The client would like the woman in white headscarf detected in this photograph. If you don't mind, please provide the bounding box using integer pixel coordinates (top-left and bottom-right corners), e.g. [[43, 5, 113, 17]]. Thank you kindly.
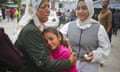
[[15, 0, 76, 72], [60, 0, 111, 72], [13, 0, 43, 43]]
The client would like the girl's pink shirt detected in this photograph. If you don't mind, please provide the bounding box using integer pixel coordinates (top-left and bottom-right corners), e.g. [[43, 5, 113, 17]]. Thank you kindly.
[[50, 45, 77, 72]]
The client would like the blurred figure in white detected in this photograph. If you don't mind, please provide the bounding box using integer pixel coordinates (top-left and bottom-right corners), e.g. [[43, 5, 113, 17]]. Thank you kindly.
[[0, 7, 2, 21]]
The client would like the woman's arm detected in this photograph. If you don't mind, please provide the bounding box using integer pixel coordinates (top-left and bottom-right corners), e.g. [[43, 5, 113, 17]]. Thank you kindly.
[[91, 25, 111, 63], [20, 29, 74, 72]]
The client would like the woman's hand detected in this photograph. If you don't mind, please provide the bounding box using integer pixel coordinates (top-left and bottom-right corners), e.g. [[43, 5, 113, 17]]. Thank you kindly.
[[84, 52, 93, 62]]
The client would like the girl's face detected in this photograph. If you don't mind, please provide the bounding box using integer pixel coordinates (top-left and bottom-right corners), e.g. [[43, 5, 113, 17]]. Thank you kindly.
[[37, 0, 50, 23], [43, 32, 61, 50], [76, 1, 89, 21]]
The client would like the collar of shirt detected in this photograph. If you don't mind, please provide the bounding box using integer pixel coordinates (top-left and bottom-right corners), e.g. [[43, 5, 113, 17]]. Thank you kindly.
[[76, 19, 92, 30]]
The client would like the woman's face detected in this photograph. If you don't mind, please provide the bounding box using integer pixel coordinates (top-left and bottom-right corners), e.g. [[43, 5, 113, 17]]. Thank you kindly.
[[37, 0, 50, 23], [76, 1, 89, 21], [43, 32, 61, 50]]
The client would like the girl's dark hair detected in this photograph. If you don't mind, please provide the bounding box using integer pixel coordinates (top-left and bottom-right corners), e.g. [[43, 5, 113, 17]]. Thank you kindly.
[[42, 27, 68, 47]]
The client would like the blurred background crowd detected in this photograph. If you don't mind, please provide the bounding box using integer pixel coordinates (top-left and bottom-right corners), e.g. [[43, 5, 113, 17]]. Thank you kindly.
[[0, 0, 120, 28]]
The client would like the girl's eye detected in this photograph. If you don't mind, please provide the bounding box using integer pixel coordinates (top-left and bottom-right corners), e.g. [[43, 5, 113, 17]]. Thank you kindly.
[[49, 37, 54, 41]]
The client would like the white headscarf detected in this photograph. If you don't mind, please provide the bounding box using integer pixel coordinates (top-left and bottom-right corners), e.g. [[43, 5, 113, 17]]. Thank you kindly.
[[77, 0, 96, 25], [18, 0, 42, 26], [84, 0, 94, 19], [76, 0, 98, 30], [13, 0, 42, 43]]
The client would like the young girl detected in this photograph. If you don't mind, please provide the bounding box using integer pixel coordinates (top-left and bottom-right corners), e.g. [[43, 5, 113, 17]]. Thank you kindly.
[[42, 27, 77, 72]]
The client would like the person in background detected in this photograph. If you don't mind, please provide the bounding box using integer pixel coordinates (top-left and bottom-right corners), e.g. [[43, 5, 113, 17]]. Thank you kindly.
[[1, 7, 5, 20], [5, 7, 10, 22], [15, 8, 21, 23], [60, 0, 111, 72], [57, 9, 62, 17], [98, 0, 112, 42], [112, 9, 120, 36], [70, 10, 76, 21], [65, 9, 71, 23], [0, 7, 2, 21], [9, 8, 15, 21], [42, 27, 78, 72], [57, 9, 62, 26], [20, 5, 25, 16], [15, 0, 76, 72]]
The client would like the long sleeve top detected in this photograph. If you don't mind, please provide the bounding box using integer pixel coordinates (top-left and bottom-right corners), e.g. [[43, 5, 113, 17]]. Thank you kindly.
[[15, 22, 71, 72], [60, 19, 111, 63], [50, 45, 77, 72], [0, 27, 22, 69]]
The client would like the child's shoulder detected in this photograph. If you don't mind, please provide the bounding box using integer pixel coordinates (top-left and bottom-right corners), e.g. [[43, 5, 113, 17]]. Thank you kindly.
[[58, 45, 71, 59], [60, 45, 71, 54]]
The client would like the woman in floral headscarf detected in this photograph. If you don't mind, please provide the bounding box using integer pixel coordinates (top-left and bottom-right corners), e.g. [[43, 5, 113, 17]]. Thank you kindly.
[[60, 0, 111, 72], [15, 0, 76, 72]]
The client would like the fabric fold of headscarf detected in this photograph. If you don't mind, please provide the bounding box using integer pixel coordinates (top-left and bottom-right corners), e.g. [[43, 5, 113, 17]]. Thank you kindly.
[[13, 0, 42, 43], [18, 0, 42, 26]]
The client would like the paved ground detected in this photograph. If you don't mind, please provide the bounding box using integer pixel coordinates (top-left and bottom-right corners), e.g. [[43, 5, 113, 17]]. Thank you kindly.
[[0, 19, 17, 42], [99, 30, 120, 72], [0, 19, 120, 72]]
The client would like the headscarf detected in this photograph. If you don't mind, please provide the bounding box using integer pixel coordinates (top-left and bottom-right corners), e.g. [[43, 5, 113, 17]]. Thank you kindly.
[[13, 0, 42, 43], [76, 0, 94, 23], [76, 0, 98, 30], [18, 0, 42, 26], [84, 0, 94, 19]]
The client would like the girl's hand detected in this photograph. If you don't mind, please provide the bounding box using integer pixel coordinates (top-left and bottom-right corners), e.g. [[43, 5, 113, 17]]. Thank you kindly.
[[69, 53, 77, 66]]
